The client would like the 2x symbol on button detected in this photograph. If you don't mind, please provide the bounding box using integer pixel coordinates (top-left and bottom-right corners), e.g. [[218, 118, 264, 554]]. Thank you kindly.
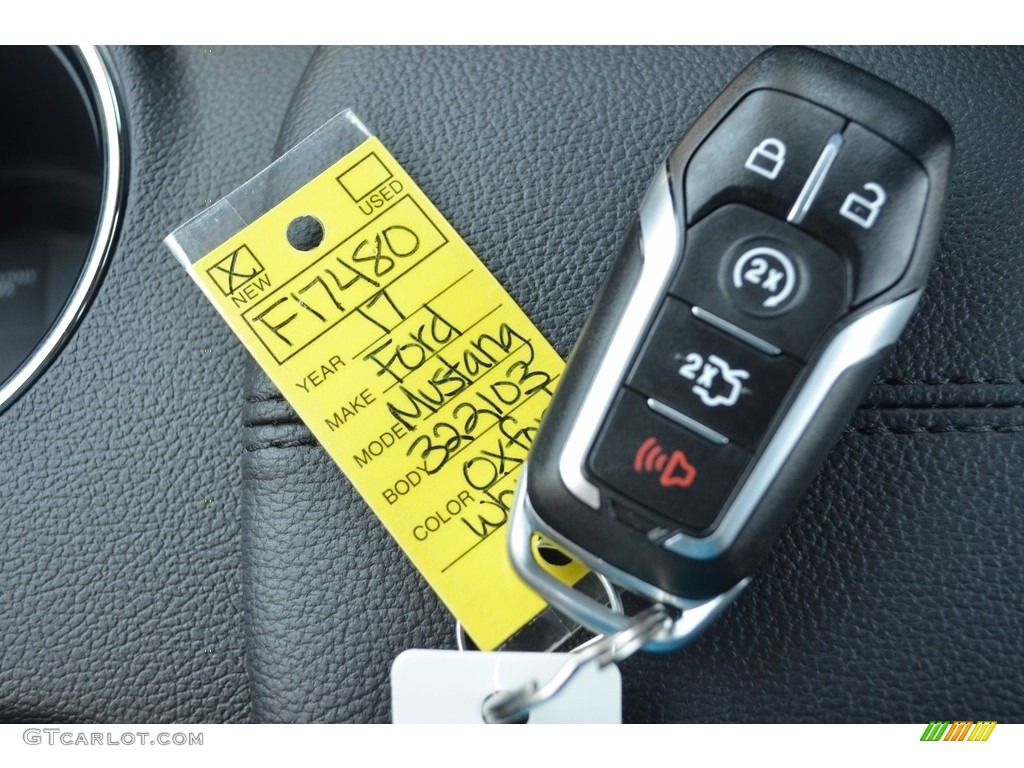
[[729, 245, 799, 316], [678, 352, 750, 408]]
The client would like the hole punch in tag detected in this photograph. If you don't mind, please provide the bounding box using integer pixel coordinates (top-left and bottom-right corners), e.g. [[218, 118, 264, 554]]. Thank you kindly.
[[390, 650, 622, 724], [165, 110, 585, 650]]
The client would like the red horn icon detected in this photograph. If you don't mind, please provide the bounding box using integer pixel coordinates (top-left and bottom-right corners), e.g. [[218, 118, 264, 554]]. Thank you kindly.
[[633, 437, 697, 489]]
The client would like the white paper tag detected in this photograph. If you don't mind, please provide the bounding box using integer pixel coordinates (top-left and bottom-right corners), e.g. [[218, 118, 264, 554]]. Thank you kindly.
[[391, 650, 621, 724]]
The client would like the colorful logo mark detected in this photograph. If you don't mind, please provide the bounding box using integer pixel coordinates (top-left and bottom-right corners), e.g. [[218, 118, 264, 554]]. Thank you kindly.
[[920, 721, 997, 742]]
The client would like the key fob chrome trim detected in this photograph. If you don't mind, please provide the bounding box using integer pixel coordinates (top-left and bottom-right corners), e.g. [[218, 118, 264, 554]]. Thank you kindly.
[[510, 475, 750, 651], [558, 163, 681, 510]]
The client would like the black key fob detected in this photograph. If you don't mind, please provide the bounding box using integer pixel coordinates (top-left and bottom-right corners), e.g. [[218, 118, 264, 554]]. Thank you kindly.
[[509, 46, 953, 649]]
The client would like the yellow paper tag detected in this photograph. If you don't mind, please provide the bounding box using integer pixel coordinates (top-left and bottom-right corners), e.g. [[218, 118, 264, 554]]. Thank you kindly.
[[186, 136, 583, 650]]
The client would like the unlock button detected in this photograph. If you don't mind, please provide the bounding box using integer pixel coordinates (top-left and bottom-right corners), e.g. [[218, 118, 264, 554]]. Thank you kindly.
[[800, 123, 929, 304]]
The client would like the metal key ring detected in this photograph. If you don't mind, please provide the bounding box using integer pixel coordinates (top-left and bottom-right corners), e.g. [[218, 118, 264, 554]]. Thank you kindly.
[[481, 604, 671, 724]]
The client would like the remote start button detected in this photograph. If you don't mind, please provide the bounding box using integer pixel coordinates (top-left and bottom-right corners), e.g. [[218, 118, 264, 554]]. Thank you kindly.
[[727, 244, 800, 316]]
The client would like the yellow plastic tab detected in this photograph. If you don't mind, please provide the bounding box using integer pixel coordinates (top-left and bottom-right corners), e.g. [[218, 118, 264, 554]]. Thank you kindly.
[[188, 137, 583, 650]]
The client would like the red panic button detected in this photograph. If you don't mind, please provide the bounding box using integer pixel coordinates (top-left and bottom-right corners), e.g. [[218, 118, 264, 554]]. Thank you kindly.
[[588, 390, 751, 532], [633, 437, 697, 489]]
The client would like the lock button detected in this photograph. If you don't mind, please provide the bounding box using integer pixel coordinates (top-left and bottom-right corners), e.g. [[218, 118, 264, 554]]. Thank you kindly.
[[686, 90, 845, 224], [798, 122, 929, 304], [744, 138, 786, 180]]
